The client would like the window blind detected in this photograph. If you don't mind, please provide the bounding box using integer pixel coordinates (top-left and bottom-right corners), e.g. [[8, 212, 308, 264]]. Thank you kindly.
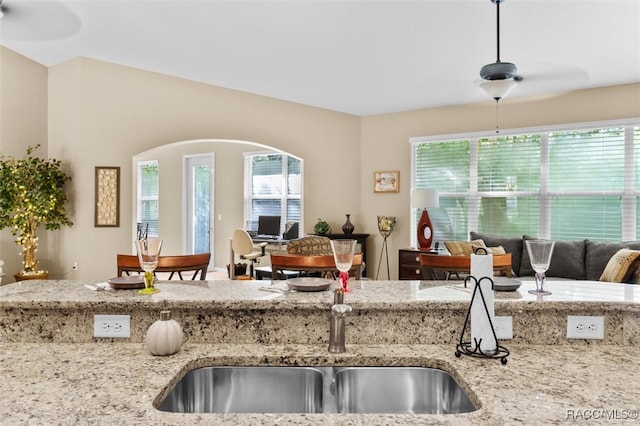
[[137, 160, 159, 238], [244, 152, 302, 234], [411, 121, 640, 243]]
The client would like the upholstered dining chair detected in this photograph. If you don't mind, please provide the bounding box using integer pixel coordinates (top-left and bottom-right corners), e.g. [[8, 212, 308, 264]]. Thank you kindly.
[[117, 252, 211, 280], [230, 229, 268, 279]]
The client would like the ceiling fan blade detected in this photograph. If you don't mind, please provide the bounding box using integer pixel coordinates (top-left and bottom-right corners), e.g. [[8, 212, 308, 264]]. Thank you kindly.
[[0, 0, 82, 41]]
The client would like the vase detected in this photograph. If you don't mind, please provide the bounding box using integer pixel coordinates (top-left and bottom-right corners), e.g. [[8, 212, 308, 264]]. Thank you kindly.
[[145, 310, 184, 356], [342, 214, 355, 234]]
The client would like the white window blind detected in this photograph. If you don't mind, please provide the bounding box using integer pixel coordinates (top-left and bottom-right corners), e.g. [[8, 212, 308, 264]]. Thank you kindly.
[[137, 160, 159, 238], [244, 152, 302, 234], [411, 121, 640, 243], [548, 127, 626, 240]]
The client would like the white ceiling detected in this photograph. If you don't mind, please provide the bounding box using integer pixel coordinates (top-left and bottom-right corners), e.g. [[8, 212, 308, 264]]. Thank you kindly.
[[1, 0, 639, 116]]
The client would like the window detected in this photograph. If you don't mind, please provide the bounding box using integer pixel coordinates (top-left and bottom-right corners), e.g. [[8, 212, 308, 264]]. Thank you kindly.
[[411, 120, 640, 244], [137, 160, 159, 238], [244, 152, 302, 235]]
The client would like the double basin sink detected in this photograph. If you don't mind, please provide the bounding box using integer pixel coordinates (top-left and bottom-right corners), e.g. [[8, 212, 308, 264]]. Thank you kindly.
[[157, 366, 477, 415]]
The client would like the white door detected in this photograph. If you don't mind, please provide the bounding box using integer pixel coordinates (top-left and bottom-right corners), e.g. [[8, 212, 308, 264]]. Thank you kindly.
[[184, 154, 214, 264]]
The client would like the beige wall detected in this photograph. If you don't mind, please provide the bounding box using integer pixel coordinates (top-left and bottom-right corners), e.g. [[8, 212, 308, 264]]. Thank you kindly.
[[360, 84, 640, 278], [2, 47, 639, 281], [45, 57, 360, 281], [0, 48, 48, 279]]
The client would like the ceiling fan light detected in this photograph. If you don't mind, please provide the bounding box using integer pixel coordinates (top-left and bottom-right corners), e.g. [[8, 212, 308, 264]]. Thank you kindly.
[[480, 79, 517, 101]]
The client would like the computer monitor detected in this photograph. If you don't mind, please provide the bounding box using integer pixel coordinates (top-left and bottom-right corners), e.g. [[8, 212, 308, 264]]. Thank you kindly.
[[257, 215, 281, 238]]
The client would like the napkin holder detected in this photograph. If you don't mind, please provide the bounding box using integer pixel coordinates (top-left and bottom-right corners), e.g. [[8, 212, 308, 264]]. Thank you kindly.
[[455, 248, 510, 364]]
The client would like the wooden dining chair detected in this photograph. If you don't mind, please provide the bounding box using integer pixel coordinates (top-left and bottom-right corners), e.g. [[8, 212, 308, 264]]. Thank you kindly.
[[270, 253, 363, 280], [116, 252, 211, 280]]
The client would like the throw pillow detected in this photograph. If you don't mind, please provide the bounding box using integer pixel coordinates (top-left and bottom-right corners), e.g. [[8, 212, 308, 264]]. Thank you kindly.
[[487, 246, 506, 255], [629, 264, 640, 284], [470, 232, 524, 276], [585, 240, 640, 281], [599, 249, 640, 283], [444, 239, 486, 256], [520, 236, 587, 280]]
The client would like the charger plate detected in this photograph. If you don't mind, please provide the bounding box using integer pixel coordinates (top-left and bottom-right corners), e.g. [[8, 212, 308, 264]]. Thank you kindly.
[[286, 277, 332, 292], [493, 277, 522, 292], [108, 276, 145, 290]]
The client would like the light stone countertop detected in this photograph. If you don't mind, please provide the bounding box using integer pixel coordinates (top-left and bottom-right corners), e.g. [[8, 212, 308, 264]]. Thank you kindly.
[[2, 342, 640, 425], [2, 278, 640, 306], [1, 278, 640, 424]]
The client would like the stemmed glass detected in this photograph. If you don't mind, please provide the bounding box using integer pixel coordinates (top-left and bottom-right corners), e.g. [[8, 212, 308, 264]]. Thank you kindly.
[[330, 239, 356, 293], [135, 238, 163, 295], [525, 239, 556, 296]]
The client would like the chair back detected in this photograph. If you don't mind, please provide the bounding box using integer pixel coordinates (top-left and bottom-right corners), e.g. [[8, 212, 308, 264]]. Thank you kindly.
[[270, 253, 363, 280], [286, 235, 332, 255], [117, 252, 211, 280], [231, 229, 254, 256]]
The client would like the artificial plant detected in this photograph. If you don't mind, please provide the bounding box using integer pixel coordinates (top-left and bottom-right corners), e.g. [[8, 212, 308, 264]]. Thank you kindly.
[[0, 145, 73, 275]]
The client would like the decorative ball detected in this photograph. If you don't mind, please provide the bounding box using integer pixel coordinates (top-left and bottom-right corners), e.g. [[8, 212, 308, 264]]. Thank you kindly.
[[145, 310, 183, 356]]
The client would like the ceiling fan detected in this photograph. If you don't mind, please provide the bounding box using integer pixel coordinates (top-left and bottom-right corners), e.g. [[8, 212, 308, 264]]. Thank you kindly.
[[479, 0, 521, 102], [0, 0, 82, 41]]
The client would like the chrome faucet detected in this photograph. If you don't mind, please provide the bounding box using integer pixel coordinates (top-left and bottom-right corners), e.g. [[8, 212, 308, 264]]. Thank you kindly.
[[329, 288, 352, 353]]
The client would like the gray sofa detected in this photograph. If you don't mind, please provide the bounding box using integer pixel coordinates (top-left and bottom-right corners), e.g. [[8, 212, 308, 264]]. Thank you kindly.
[[470, 232, 640, 281]]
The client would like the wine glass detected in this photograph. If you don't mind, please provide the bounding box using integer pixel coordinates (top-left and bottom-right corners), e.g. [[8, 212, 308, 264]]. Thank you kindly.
[[331, 239, 357, 292], [525, 239, 556, 296], [135, 238, 163, 295]]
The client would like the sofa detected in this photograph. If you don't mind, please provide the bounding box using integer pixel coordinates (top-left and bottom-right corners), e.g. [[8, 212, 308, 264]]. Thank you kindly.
[[468, 232, 640, 283]]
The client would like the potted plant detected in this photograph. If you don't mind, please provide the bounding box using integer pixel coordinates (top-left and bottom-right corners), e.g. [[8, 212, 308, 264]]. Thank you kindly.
[[0, 145, 73, 280], [313, 218, 331, 235]]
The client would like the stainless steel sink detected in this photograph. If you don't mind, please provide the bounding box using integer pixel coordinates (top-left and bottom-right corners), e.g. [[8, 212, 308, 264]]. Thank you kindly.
[[157, 366, 323, 413], [156, 366, 477, 414], [334, 367, 476, 414]]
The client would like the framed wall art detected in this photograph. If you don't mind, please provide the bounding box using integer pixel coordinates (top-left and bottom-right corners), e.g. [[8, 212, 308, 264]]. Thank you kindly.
[[95, 166, 120, 227], [373, 170, 399, 193]]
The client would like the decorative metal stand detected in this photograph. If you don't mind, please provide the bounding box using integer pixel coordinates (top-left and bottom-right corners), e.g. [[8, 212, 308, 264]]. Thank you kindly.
[[375, 216, 396, 280], [455, 276, 510, 365], [376, 235, 391, 280]]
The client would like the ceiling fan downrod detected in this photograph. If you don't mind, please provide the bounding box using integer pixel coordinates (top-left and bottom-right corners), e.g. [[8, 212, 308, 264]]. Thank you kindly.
[[480, 0, 517, 81]]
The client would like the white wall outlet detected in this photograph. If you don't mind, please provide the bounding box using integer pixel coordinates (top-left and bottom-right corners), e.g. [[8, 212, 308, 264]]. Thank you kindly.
[[493, 316, 513, 340], [94, 314, 131, 338], [567, 315, 604, 339]]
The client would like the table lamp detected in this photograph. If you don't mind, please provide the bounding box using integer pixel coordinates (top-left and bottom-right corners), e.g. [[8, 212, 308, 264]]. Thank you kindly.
[[412, 189, 439, 250]]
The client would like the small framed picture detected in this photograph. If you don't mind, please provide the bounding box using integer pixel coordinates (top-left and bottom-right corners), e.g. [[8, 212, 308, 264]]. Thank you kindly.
[[95, 166, 120, 227], [373, 170, 399, 193]]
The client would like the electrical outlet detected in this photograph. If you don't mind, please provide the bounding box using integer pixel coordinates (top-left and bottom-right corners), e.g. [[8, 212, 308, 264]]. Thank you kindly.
[[493, 316, 513, 340], [567, 315, 604, 339], [94, 314, 131, 338]]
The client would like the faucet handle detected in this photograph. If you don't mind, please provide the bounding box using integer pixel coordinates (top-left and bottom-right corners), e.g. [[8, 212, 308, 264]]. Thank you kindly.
[[331, 304, 352, 315], [333, 288, 344, 305]]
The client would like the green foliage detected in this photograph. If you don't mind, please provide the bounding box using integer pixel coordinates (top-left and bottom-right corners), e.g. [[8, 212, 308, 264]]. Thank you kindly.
[[0, 145, 73, 238], [313, 218, 331, 235]]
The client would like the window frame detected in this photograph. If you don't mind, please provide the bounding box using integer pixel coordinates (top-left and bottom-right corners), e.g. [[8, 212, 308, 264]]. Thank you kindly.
[[410, 119, 640, 245], [243, 151, 303, 237], [136, 160, 160, 238]]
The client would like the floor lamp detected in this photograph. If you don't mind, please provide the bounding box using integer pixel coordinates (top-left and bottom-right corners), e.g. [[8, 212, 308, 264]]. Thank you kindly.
[[412, 189, 439, 250], [375, 216, 396, 280]]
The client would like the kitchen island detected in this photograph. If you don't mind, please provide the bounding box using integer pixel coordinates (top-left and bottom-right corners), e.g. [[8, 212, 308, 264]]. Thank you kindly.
[[1, 279, 639, 425]]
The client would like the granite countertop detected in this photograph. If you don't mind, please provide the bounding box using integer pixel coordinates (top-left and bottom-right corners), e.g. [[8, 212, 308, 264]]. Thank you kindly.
[[2, 278, 640, 424], [2, 342, 640, 425], [3, 278, 640, 306]]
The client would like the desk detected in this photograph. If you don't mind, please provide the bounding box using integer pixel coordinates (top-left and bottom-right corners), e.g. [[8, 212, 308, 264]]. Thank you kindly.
[[253, 238, 288, 252]]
